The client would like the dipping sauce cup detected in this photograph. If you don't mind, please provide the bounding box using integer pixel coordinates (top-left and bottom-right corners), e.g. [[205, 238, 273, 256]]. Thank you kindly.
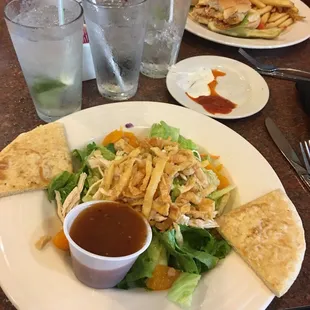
[[63, 200, 152, 289]]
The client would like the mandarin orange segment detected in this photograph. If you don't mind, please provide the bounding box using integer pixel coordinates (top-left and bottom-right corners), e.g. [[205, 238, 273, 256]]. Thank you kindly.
[[102, 129, 123, 145], [207, 164, 230, 190], [52, 229, 69, 251], [146, 265, 181, 291], [102, 129, 139, 147]]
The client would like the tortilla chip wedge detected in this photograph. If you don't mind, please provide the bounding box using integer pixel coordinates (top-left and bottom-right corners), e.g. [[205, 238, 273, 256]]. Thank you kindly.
[[0, 122, 72, 198], [217, 189, 306, 297]]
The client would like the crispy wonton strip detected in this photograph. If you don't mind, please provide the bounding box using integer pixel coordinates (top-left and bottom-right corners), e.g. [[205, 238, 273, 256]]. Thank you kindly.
[[150, 147, 166, 158], [104, 162, 115, 191], [35, 235, 52, 250], [112, 158, 136, 198], [140, 154, 153, 191], [142, 157, 168, 218], [159, 174, 172, 203]]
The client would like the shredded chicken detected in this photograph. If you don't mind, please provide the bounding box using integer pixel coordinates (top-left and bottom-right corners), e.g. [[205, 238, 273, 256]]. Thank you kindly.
[[56, 172, 87, 222], [35, 235, 52, 250], [55, 134, 232, 231]]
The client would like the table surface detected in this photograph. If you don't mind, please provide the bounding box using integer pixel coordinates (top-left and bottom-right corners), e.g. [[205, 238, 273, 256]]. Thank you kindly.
[[1, 0, 310, 309]]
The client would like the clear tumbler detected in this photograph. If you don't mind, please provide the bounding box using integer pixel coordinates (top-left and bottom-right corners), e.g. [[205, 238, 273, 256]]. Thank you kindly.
[[4, 0, 83, 122], [83, 0, 148, 101], [141, 0, 191, 79]]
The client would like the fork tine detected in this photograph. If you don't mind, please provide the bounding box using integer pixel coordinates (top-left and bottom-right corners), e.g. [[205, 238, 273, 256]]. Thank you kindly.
[[305, 140, 310, 166], [300, 142, 310, 174]]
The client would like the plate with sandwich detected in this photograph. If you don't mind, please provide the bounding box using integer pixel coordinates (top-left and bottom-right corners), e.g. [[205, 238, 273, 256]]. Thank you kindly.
[[186, 0, 310, 49]]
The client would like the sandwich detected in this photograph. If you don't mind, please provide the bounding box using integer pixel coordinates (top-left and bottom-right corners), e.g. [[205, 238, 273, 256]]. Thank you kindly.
[[190, 0, 282, 38]]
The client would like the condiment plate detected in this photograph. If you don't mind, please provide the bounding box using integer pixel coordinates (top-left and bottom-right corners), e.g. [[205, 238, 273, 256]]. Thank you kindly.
[[185, 0, 310, 49], [166, 56, 269, 120], [0, 102, 283, 310]]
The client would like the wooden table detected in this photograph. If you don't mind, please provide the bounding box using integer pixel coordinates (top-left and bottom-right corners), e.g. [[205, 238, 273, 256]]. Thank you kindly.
[[1, 0, 310, 308]]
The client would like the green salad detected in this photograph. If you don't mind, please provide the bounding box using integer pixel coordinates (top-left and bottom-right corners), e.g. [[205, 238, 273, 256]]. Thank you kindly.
[[48, 121, 235, 307]]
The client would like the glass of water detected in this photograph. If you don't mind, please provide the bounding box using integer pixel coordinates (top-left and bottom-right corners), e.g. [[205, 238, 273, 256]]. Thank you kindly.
[[141, 0, 191, 79], [83, 0, 148, 101], [4, 0, 83, 123]]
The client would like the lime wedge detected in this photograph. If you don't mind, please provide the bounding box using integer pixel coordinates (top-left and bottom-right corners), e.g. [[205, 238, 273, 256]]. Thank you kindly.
[[32, 78, 68, 108]]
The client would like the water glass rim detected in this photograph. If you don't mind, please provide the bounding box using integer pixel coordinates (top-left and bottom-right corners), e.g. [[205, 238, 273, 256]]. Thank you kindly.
[[84, 0, 147, 9], [4, 0, 84, 30]]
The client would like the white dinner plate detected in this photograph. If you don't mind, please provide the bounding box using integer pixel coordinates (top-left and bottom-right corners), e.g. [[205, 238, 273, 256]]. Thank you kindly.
[[0, 102, 284, 310], [166, 56, 269, 119], [185, 0, 310, 49]]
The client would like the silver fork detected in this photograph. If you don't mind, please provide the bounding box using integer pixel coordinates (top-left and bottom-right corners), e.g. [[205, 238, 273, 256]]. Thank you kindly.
[[238, 48, 310, 82], [299, 140, 310, 174]]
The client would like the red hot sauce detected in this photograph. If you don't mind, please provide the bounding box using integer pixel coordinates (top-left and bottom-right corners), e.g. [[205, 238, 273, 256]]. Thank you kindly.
[[186, 69, 237, 115]]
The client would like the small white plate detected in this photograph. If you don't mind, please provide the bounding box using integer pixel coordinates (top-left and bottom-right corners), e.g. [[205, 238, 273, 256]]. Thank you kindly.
[[166, 56, 269, 120], [185, 0, 310, 49]]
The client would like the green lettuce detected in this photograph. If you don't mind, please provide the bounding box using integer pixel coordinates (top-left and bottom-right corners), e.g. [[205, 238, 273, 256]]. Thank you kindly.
[[208, 20, 282, 39], [105, 143, 116, 154], [168, 273, 201, 308], [150, 121, 180, 142], [156, 226, 230, 274], [205, 169, 220, 189], [117, 233, 168, 289], [170, 177, 186, 202], [178, 135, 197, 150], [149, 121, 198, 151], [208, 185, 235, 200], [73, 142, 115, 165], [47, 171, 80, 202]]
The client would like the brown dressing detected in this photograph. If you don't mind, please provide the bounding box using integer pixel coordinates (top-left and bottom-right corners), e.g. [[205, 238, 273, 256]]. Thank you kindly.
[[186, 69, 237, 115], [70, 202, 147, 257]]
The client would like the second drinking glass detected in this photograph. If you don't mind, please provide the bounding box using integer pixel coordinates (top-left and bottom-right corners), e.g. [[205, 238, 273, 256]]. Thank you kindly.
[[141, 0, 191, 79], [83, 0, 148, 101]]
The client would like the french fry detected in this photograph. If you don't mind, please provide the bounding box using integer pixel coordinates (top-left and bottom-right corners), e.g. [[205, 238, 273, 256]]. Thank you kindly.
[[258, 5, 273, 15], [269, 12, 287, 22], [250, 0, 266, 8], [277, 6, 283, 12], [271, 7, 276, 12], [266, 14, 289, 27], [278, 17, 294, 28], [260, 0, 293, 7], [261, 12, 271, 24], [291, 6, 299, 12]]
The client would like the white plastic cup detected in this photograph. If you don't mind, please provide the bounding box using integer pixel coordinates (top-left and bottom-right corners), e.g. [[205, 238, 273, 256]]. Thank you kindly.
[[63, 200, 152, 289]]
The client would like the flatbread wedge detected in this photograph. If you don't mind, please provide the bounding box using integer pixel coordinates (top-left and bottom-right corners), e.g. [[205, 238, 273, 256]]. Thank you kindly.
[[217, 189, 306, 297], [0, 122, 72, 198]]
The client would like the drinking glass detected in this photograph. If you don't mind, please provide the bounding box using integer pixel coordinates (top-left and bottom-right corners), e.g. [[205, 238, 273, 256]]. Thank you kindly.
[[141, 0, 191, 79], [83, 0, 148, 101], [4, 0, 84, 122]]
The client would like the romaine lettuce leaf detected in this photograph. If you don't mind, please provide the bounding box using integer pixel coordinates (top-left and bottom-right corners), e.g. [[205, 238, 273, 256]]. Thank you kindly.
[[158, 229, 200, 274], [73, 142, 115, 165], [208, 184, 235, 200], [98, 145, 116, 160], [168, 273, 201, 308], [149, 121, 198, 151], [47, 171, 80, 203], [205, 169, 220, 189], [156, 226, 230, 275], [105, 143, 116, 154], [72, 142, 97, 163], [178, 135, 197, 150], [117, 233, 167, 289], [150, 121, 180, 142]]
